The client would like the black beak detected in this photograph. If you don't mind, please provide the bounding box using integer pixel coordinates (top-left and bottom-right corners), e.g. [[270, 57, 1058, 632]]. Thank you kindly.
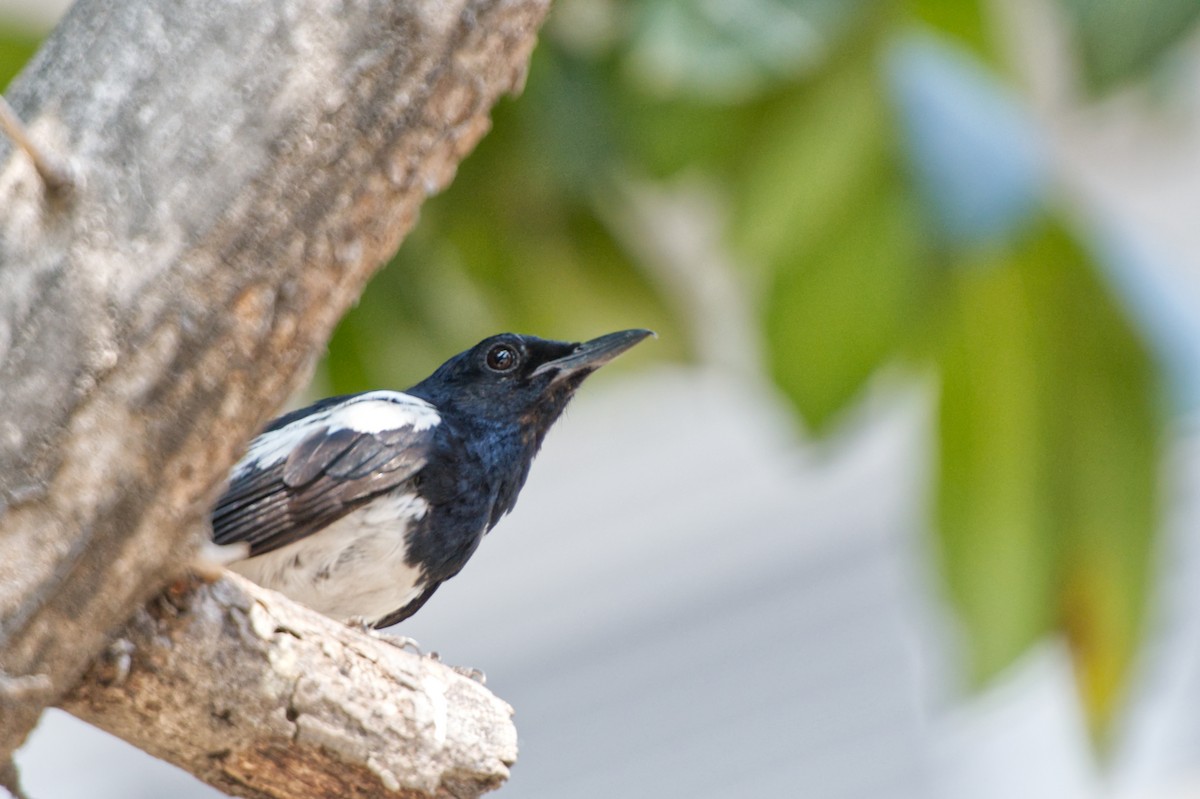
[[533, 329, 655, 380]]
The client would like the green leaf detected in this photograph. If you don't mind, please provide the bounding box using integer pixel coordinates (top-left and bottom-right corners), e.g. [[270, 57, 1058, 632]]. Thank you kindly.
[[763, 179, 927, 431], [615, 4, 899, 181], [937, 246, 1058, 679], [0, 27, 40, 90], [622, 0, 879, 102], [734, 49, 895, 267], [936, 221, 1162, 729], [739, 43, 930, 431], [904, 0, 995, 64], [616, 93, 761, 180], [518, 45, 623, 198], [1056, 0, 1200, 91], [1020, 224, 1161, 730]]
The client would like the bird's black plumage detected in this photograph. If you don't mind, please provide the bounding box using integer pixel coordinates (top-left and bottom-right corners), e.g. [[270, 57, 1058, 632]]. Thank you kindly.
[[212, 329, 651, 627]]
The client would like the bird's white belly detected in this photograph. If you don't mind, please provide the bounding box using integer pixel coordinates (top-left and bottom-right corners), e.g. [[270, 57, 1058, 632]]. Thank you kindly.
[[229, 492, 429, 624]]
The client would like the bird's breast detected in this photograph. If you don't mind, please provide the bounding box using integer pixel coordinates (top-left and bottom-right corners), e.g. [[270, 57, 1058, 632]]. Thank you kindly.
[[228, 491, 431, 625]]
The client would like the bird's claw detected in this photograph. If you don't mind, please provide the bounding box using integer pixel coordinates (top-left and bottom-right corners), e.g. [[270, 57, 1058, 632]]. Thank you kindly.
[[344, 615, 374, 634], [345, 618, 425, 655], [425, 652, 486, 684], [452, 665, 487, 685], [380, 634, 424, 655]]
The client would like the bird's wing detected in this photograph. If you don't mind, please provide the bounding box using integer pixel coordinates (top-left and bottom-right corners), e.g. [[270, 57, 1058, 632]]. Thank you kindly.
[[212, 391, 441, 556]]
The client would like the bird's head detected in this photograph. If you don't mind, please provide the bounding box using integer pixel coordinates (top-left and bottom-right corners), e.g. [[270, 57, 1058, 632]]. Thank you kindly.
[[409, 329, 654, 440]]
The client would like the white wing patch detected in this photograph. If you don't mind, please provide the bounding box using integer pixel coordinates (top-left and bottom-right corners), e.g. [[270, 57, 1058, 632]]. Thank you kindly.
[[229, 491, 430, 624], [236, 391, 440, 475], [333, 391, 441, 434]]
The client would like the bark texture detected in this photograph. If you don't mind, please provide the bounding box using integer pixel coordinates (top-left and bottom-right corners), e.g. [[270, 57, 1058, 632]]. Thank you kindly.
[[61, 573, 517, 799], [0, 0, 548, 769]]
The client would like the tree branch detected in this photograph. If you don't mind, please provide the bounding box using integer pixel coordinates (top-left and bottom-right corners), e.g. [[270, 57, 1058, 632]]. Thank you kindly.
[[0, 0, 548, 765], [60, 573, 517, 799]]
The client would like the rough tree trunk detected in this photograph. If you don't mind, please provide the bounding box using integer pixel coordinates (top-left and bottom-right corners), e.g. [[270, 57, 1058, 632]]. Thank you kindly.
[[0, 0, 548, 793]]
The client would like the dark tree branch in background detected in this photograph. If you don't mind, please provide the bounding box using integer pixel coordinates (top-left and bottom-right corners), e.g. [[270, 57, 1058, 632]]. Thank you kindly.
[[61, 574, 517, 799], [0, 0, 548, 785]]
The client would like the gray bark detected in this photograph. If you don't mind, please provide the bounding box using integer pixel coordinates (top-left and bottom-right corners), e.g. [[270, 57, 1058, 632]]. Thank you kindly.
[[61, 573, 517, 799], [0, 0, 547, 777]]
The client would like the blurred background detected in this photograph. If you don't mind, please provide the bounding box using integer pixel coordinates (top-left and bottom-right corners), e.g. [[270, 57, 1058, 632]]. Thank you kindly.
[[6, 0, 1200, 796]]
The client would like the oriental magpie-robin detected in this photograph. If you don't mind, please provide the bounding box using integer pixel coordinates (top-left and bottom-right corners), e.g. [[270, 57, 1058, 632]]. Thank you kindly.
[[212, 329, 652, 628]]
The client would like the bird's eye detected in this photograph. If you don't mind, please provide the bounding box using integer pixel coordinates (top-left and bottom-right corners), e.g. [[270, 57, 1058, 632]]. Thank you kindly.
[[485, 344, 518, 372]]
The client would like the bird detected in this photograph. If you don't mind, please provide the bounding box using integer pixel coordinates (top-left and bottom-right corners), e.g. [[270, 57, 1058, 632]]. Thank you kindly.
[[211, 329, 653, 629]]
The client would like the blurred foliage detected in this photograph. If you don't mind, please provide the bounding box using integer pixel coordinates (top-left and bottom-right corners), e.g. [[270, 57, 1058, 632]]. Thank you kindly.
[[937, 223, 1161, 730], [349, 0, 1174, 731], [907, 0, 995, 64], [621, 0, 877, 101], [916, 0, 1200, 91], [1058, 0, 1200, 91], [0, 28, 38, 90], [326, 40, 687, 385], [738, 43, 930, 429], [2, 0, 1193, 732]]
